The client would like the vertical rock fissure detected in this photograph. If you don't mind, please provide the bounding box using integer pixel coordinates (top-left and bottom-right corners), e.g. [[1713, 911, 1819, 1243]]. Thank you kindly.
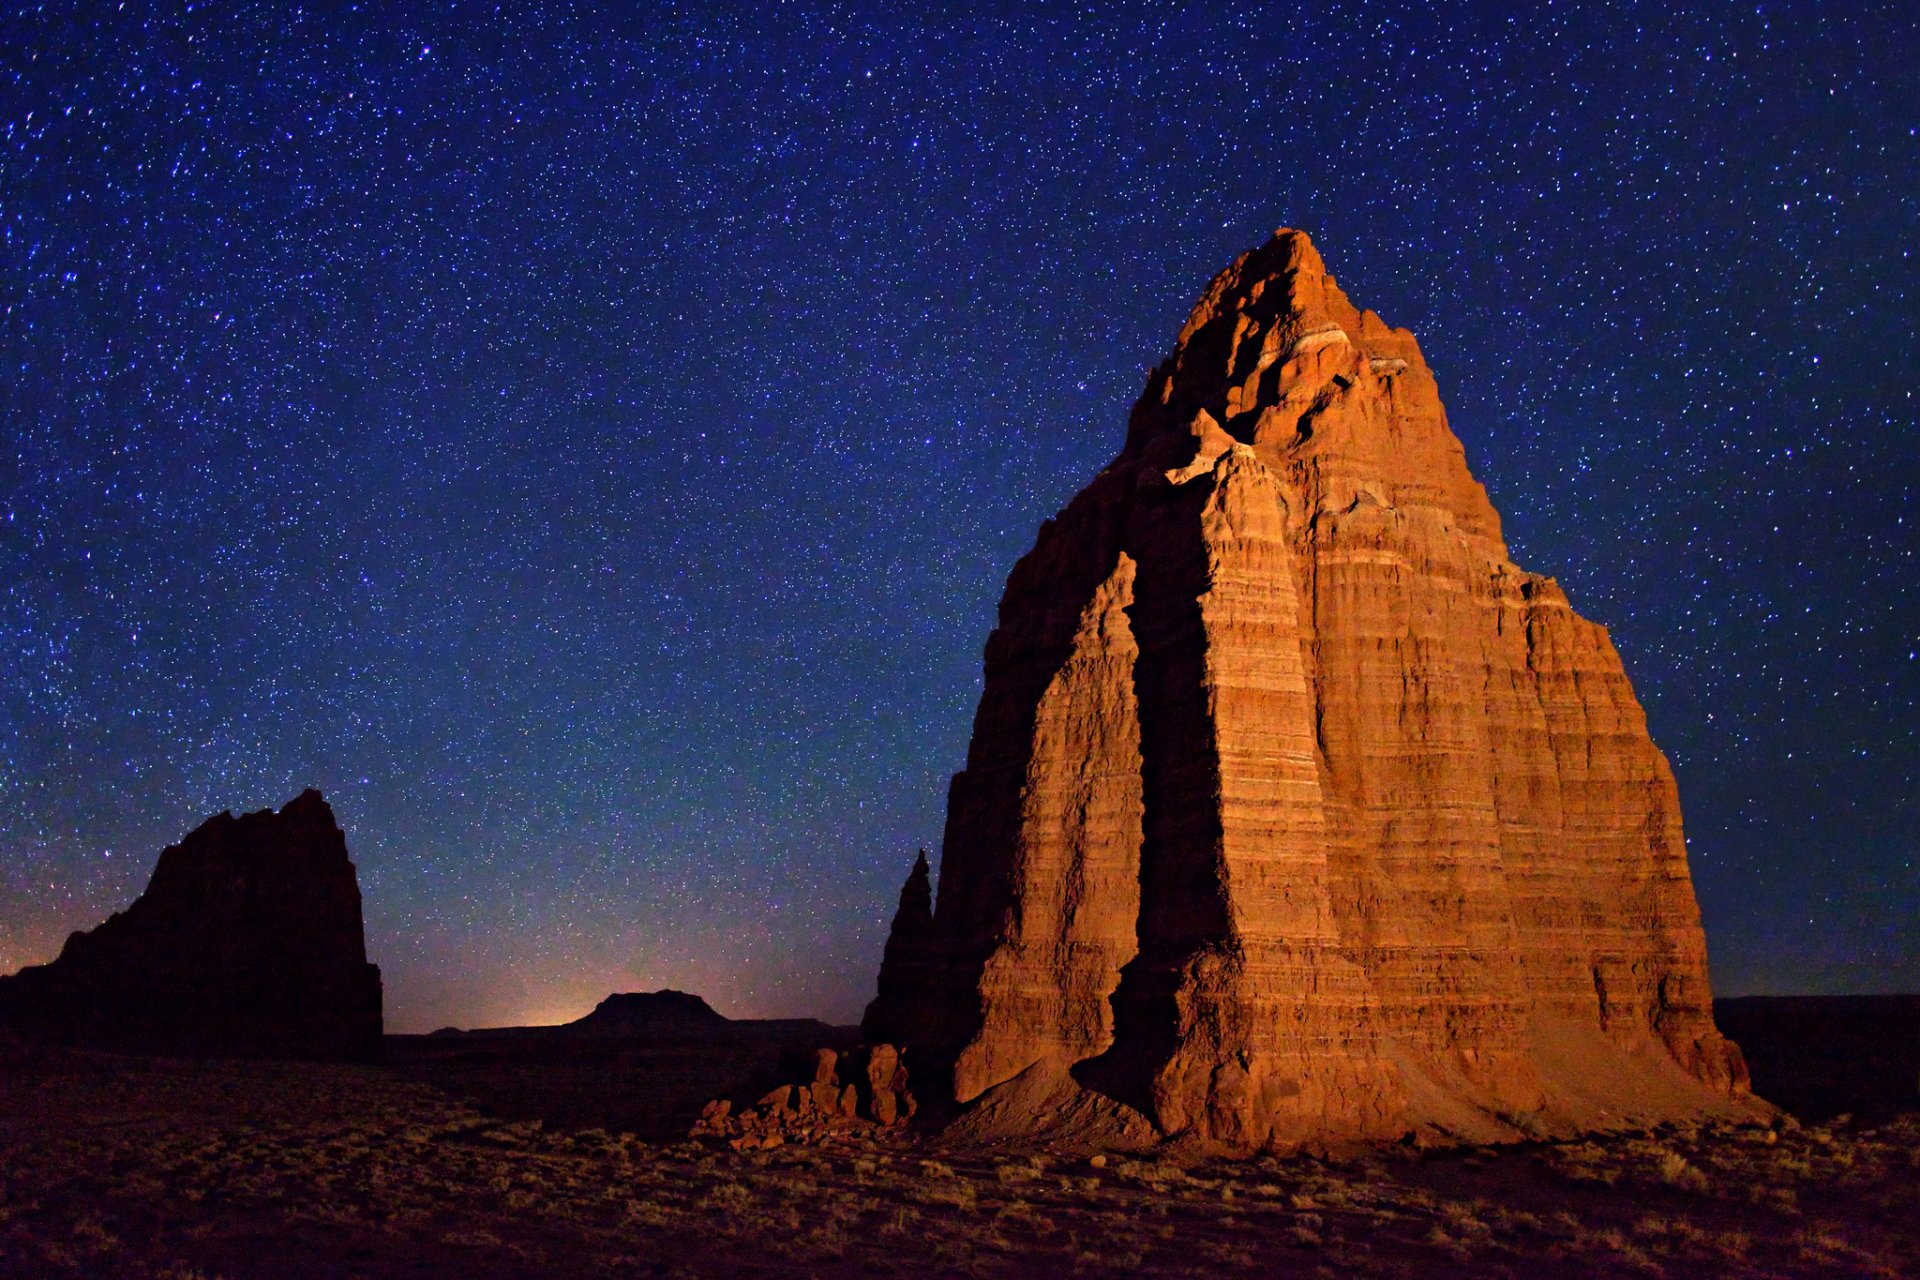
[[1082, 475, 1234, 1128]]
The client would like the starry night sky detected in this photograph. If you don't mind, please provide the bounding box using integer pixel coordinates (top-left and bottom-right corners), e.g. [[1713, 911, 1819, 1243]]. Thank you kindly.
[[4, 2, 1915, 1032]]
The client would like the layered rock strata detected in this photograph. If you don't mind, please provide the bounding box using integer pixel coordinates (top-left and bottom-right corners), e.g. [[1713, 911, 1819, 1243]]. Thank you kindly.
[[0, 790, 383, 1061], [866, 230, 1756, 1149]]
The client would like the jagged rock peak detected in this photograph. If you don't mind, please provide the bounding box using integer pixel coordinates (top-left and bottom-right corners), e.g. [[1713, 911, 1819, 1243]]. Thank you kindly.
[[1122, 227, 1507, 549], [0, 790, 383, 1061], [893, 851, 932, 930], [1175, 227, 1333, 343], [866, 230, 1760, 1152]]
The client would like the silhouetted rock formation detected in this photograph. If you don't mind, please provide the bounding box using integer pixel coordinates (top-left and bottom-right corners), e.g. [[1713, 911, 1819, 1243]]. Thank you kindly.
[[0, 790, 382, 1061], [866, 230, 1761, 1150], [867, 851, 937, 1034], [565, 990, 728, 1036]]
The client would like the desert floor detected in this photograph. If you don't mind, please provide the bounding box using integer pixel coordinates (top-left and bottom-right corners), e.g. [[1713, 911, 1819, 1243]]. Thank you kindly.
[[1, 998, 1915, 1278]]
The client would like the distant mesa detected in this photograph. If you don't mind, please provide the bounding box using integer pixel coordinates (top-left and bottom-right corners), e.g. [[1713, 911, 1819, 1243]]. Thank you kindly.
[[421, 990, 838, 1041], [564, 989, 728, 1036], [866, 229, 1765, 1151], [0, 789, 382, 1061]]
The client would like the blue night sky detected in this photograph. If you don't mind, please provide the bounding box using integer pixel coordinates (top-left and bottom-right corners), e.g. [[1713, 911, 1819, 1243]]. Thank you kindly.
[[4, 2, 1915, 1031]]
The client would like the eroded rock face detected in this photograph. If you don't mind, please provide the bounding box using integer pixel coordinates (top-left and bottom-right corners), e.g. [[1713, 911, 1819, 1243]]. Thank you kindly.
[[0, 790, 383, 1061], [865, 230, 1756, 1149]]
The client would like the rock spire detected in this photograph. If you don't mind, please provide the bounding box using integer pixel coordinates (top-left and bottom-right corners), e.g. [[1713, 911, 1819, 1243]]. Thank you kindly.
[[865, 230, 1757, 1149]]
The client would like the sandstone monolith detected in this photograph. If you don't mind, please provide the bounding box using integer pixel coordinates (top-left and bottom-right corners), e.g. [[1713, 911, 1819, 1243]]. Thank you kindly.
[[865, 230, 1758, 1149], [0, 789, 383, 1061]]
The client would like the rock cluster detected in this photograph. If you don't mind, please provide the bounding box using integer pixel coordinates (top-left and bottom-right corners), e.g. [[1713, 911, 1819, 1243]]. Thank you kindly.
[[865, 230, 1761, 1150], [691, 1046, 915, 1150], [0, 790, 383, 1061]]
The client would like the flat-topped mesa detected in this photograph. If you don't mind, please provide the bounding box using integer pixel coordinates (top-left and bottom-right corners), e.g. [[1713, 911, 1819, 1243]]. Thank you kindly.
[[566, 990, 728, 1036], [0, 790, 383, 1061], [866, 229, 1758, 1150]]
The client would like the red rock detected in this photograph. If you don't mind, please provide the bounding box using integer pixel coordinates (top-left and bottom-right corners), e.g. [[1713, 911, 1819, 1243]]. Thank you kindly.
[[865, 230, 1759, 1149], [691, 1042, 917, 1147], [812, 1048, 839, 1083], [802, 1048, 840, 1114], [864, 1043, 911, 1126], [0, 790, 382, 1061]]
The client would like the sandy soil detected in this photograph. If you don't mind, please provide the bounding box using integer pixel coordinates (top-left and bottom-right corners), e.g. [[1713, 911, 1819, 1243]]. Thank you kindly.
[[1, 1026, 1917, 1278]]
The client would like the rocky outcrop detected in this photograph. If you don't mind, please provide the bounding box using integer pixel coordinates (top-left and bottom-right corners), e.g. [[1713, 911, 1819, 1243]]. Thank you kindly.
[[691, 1045, 916, 1149], [0, 790, 382, 1061], [866, 230, 1759, 1150]]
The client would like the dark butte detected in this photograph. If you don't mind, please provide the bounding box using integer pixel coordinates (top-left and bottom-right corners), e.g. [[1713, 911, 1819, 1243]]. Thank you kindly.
[[0, 789, 382, 1062], [566, 989, 728, 1036]]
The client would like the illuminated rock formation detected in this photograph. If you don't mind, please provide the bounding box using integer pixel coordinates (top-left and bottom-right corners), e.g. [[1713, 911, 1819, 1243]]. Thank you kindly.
[[0, 790, 383, 1061], [866, 230, 1757, 1148]]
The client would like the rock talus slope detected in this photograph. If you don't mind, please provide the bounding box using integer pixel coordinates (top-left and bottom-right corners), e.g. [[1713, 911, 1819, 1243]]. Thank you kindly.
[[866, 230, 1757, 1149], [0, 790, 383, 1061]]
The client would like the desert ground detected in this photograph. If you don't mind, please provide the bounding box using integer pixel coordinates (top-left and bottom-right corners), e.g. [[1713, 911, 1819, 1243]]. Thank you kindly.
[[0, 998, 1914, 1279]]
